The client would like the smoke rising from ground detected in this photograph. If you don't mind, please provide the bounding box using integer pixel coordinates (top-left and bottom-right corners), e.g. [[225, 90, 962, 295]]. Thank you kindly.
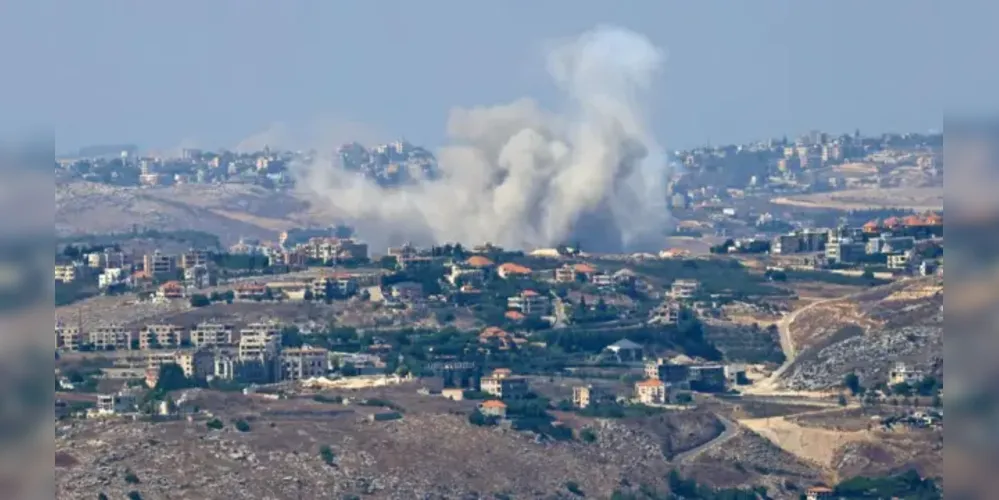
[[295, 26, 671, 252]]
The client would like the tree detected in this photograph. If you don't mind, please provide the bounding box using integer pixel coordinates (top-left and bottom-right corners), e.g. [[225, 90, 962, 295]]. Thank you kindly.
[[234, 419, 251, 432], [838, 394, 848, 406], [579, 428, 598, 443], [154, 363, 192, 393], [206, 418, 224, 430], [189, 294, 210, 308], [843, 372, 862, 395]]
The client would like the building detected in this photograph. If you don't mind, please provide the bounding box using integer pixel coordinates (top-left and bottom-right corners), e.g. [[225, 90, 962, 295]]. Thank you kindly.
[[279, 346, 329, 381], [95, 389, 139, 416], [98, 267, 126, 289], [635, 379, 667, 405], [573, 385, 593, 409], [825, 239, 866, 264], [234, 283, 269, 301], [480, 375, 529, 399], [180, 249, 210, 270], [157, 281, 185, 299], [54, 264, 79, 283], [447, 265, 485, 287], [497, 263, 532, 279], [87, 250, 132, 270], [887, 251, 913, 270], [507, 290, 550, 317], [648, 300, 681, 325], [645, 358, 691, 386], [138, 324, 186, 350], [190, 322, 234, 347], [175, 349, 216, 380], [143, 251, 177, 278], [669, 279, 700, 301], [554, 264, 578, 283], [604, 339, 644, 362], [688, 365, 727, 392], [55, 324, 83, 351], [889, 362, 924, 386], [237, 322, 282, 382], [805, 486, 834, 500], [183, 264, 213, 289], [479, 400, 508, 418], [89, 325, 133, 350], [390, 281, 424, 302]]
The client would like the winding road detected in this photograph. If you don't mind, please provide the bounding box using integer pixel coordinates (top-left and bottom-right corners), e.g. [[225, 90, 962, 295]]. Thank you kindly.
[[672, 414, 739, 464]]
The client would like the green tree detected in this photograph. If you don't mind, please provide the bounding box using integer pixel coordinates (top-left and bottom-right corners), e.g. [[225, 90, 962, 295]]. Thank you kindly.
[[206, 418, 224, 430], [234, 419, 251, 432], [844, 372, 862, 395], [189, 294, 210, 308], [579, 428, 598, 443], [154, 363, 192, 393]]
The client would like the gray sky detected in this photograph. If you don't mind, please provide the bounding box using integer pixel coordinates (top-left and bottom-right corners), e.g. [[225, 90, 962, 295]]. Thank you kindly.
[[6, 1, 997, 154]]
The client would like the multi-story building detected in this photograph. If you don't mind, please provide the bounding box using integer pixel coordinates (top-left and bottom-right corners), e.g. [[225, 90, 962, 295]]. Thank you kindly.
[[180, 249, 210, 270], [54, 264, 79, 283], [190, 322, 235, 347], [635, 379, 667, 405], [87, 250, 132, 270], [175, 349, 216, 381], [55, 324, 83, 351], [157, 281, 185, 299], [279, 346, 329, 381], [648, 300, 682, 325], [98, 267, 126, 289], [89, 325, 133, 351], [183, 264, 213, 289], [825, 239, 866, 264], [139, 324, 186, 350], [143, 251, 177, 278], [554, 264, 577, 283], [237, 322, 282, 382], [507, 290, 550, 317], [480, 374, 529, 399], [669, 279, 700, 301], [390, 281, 424, 302]]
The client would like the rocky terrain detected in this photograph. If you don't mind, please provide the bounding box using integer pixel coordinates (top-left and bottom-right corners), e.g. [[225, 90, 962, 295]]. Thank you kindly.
[[778, 277, 943, 391], [55, 386, 727, 500]]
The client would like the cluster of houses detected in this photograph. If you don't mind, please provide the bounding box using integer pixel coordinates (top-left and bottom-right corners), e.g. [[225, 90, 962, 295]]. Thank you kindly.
[[768, 211, 943, 274], [55, 248, 217, 291], [55, 320, 388, 388]]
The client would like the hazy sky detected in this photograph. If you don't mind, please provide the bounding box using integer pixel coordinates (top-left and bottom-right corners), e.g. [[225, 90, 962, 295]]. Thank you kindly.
[[5, 1, 997, 154]]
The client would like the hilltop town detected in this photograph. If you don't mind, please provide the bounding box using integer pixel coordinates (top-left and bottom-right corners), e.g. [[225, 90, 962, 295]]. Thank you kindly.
[[53, 129, 944, 500]]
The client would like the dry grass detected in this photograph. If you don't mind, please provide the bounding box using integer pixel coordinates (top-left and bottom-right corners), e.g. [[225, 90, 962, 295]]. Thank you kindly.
[[771, 187, 942, 211]]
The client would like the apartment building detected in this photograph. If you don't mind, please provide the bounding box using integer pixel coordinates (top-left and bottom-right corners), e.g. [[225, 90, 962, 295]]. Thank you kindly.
[[54, 264, 79, 283], [234, 283, 268, 301], [55, 324, 83, 351], [175, 349, 216, 380], [143, 251, 177, 278], [190, 322, 235, 347], [507, 290, 550, 317], [180, 249, 210, 270], [669, 279, 700, 301], [825, 239, 866, 264], [279, 346, 329, 381], [554, 264, 578, 283], [139, 324, 186, 350], [87, 250, 132, 270], [89, 325, 133, 351], [237, 322, 282, 382]]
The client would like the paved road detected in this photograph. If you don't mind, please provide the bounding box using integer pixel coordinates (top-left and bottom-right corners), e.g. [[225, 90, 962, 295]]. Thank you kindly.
[[672, 414, 739, 464]]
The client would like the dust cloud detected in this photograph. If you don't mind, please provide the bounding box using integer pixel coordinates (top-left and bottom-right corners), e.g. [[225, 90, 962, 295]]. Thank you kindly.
[[294, 26, 672, 252]]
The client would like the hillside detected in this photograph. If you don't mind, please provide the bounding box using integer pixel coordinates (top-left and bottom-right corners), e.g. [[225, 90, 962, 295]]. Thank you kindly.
[[55, 386, 734, 500], [778, 277, 943, 391], [56, 181, 321, 244]]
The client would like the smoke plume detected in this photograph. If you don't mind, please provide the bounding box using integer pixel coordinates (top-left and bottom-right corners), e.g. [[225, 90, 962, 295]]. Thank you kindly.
[[295, 26, 671, 253]]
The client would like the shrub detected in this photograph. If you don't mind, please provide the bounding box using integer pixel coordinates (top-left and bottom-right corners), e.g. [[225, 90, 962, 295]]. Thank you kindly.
[[234, 419, 251, 432], [565, 481, 584, 496], [319, 445, 336, 466], [579, 428, 598, 443], [206, 418, 224, 430], [123, 470, 140, 484], [126, 492, 143, 500]]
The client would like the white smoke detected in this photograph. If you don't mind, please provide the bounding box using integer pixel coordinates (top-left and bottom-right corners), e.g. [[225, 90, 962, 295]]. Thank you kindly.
[[295, 26, 671, 252]]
